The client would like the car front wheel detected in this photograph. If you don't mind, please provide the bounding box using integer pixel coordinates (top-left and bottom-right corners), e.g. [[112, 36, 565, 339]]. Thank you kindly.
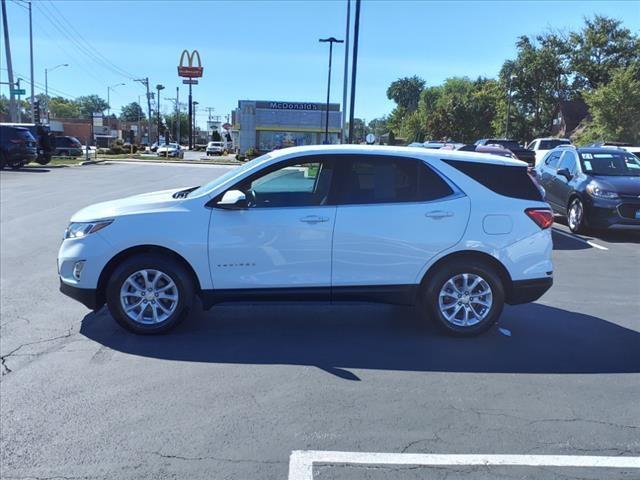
[[567, 198, 586, 233], [106, 254, 195, 334], [423, 259, 505, 336]]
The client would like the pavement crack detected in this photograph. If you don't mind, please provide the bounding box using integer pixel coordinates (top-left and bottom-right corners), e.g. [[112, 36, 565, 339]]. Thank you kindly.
[[1, 327, 75, 376], [141, 450, 284, 465]]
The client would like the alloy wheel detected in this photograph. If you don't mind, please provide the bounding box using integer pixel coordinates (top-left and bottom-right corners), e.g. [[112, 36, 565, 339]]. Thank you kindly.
[[119, 269, 179, 325], [438, 273, 493, 327]]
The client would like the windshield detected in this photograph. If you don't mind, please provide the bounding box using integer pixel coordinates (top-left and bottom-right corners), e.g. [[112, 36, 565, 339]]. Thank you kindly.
[[579, 151, 640, 176], [540, 139, 570, 150], [190, 154, 273, 197]]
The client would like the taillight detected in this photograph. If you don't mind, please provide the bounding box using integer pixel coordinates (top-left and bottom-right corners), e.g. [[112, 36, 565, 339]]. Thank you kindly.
[[525, 208, 553, 229]]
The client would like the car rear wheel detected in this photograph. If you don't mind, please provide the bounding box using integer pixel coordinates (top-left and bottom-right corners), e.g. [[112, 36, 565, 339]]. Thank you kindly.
[[567, 198, 586, 233], [423, 259, 505, 336], [106, 253, 195, 334]]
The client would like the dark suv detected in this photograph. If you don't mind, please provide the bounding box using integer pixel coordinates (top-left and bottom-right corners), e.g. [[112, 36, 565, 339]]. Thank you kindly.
[[0, 126, 38, 169], [475, 138, 536, 166], [535, 146, 640, 232], [54, 136, 83, 157]]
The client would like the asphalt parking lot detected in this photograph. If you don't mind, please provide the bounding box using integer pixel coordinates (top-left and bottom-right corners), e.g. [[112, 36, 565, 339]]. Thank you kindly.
[[1, 162, 639, 479]]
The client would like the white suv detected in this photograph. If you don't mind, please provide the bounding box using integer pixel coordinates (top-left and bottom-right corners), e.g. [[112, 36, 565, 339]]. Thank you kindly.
[[58, 145, 554, 336]]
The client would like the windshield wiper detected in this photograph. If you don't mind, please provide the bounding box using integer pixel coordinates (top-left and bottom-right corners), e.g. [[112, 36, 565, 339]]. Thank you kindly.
[[172, 186, 199, 199]]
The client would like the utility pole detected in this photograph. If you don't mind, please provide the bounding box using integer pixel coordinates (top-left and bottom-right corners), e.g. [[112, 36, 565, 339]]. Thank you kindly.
[[2, 0, 18, 122], [341, 0, 351, 143], [135, 78, 153, 144], [505, 74, 517, 138], [347, 0, 361, 143], [156, 84, 165, 144], [28, 1, 35, 122], [137, 95, 142, 144], [176, 87, 180, 145], [319, 37, 344, 144], [16, 78, 22, 122], [45, 64, 68, 122], [192, 100, 199, 148]]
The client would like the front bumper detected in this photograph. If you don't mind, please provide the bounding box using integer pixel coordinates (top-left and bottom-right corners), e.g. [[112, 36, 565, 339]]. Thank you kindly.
[[507, 277, 553, 305], [60, 280, 101, 310], [586, 197, 640, 229]]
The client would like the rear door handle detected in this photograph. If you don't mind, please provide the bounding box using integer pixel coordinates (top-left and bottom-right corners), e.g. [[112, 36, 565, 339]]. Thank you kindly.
[[300, 215, 330, 224], [425, 210, 454, 219]]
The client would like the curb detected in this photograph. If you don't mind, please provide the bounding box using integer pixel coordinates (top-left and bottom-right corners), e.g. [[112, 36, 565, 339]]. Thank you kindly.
[[110, 158, 243, 166], [79, 160, 108, 166]]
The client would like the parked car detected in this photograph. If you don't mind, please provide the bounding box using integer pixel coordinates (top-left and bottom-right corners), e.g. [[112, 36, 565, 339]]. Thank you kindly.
[[150, 141, 166, 152], [456, 143, 517, 159], [55, 136, 83, 157], [527, 137, 571, 165], [0, 125, 38, 169], [206, 141, 225, 156], [0, 123, 54, 164], [535, 146, 640, 232], [59, 145, 553, 337], [156, 143, 184, 158], [475, 138, 536, 166]]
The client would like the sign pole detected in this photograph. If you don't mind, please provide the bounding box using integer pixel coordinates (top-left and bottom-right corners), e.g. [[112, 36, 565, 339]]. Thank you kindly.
[[188, 82, 193, 150]]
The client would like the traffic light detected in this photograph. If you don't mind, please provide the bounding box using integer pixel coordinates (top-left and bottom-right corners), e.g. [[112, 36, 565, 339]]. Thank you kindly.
[[33, 100, 40, 124]]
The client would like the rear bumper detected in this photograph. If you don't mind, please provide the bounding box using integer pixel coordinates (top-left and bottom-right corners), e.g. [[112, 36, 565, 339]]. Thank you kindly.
[[507, 277, 553, 305], [59, 280, 101, 310]]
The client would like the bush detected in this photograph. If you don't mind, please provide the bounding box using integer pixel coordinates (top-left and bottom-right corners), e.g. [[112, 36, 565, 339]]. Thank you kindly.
[[245, 147, 259, 158], [235, 154, 246, 162], [109, 145, 124, 154]]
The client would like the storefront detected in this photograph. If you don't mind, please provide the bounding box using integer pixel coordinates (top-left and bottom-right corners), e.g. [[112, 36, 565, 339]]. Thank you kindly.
[[233, 100, 341, 154]]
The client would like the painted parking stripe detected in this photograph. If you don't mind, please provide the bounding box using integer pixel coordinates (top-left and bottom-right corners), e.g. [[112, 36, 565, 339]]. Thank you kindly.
[[552, 228, 609, 251], [288, 450, 640, 480]]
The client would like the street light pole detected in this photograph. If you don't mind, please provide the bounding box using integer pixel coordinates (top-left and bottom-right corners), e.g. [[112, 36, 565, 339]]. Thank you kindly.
[[107, 82, 125, 117], [505, 74, 516, 138], [44, 63, 68, 122], [2, 0, 18, 122], [319, 37, 344, 144], [156, 84, 165, 144], [28, 1, 35, 123], [192, 101, 199, 148], [347, 0, 361, 143], [341, 0, 351, 144]]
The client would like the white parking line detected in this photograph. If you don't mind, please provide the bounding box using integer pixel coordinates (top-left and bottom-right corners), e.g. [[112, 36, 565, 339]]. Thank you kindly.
[[288, 450, 640, 480], [552, 228, 609, 251]]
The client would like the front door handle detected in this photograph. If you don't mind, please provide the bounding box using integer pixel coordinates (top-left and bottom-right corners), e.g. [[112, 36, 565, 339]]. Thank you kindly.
[[425, 210, 454, 219], [300, 215, 330, 224]]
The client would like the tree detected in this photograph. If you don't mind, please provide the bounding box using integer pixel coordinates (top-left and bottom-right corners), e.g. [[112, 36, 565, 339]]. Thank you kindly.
[[569, 15, 640, 90], [346, 118, 368, 143], [120, 102, 146, 122], [48, 96, 81, 118], [386, 76, 425, 112], [368, 117, 388, 137], [575, 65, 640, 144], [75, 95, 109, 117]]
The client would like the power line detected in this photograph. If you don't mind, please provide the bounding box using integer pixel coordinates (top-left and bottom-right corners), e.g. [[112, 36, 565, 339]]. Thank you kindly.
[[45, 0, 138, 80], [36, 2, 137, 82]]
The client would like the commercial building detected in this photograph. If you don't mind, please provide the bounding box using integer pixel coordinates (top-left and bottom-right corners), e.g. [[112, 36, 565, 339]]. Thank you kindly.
[[232, 100, 341, 154]]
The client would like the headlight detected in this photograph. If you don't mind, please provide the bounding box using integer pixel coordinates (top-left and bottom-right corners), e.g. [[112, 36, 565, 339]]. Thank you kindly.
[[586, 183, 619, 200], [64, 220, 113, 239]]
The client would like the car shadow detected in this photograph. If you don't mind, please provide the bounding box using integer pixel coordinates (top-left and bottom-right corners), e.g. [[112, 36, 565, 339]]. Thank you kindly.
[[1, 167, 51, 173], [554, 217, 640, 245], [80, 302, 640, 379], [551, 230, 590, 250]]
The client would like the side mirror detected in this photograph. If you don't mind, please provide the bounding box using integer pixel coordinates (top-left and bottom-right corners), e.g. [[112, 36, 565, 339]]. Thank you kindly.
[[216, 190, 248, 210], [557, 168, 572, 180]]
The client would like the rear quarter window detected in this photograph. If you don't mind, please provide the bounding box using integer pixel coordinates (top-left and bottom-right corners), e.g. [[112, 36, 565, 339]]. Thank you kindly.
[[443, 159, 543, 201]]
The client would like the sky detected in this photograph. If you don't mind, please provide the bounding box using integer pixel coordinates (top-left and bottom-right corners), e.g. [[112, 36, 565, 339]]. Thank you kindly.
[[2, 0, 639, 127]]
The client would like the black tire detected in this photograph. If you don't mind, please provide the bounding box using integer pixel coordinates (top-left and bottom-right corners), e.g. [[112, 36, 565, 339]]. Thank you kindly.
[[106, 253, 195, 334], [422, 258, 505, 337], [567, 197, 587, 234]]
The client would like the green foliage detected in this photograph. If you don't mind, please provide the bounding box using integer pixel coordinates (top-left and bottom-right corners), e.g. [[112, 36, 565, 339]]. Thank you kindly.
[[568, 15, 640, 90], [48, 96, 81, 118], [120, 102, 146, 122], [75, 95, 109, 117], [386, 76, 425, 112], [211, 131, 222, 142], [574, 65, 640, 144], [245, 147, 259, 158]]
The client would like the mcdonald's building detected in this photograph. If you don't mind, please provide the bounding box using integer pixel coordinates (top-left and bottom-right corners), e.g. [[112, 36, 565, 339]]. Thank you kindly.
[[232, 100, 341, 154]]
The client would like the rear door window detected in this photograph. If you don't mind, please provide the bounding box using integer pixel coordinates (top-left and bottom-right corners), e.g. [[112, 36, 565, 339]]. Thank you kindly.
[[332, 155, 453, 205], [544, 151, 562, 169]]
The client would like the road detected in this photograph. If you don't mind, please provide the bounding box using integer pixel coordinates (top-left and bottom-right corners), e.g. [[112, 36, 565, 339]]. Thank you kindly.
[[1, 162, 639, 479]]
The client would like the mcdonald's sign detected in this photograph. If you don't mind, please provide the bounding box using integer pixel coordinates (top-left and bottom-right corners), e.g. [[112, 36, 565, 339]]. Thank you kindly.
[[177, 49, 203, 78]]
